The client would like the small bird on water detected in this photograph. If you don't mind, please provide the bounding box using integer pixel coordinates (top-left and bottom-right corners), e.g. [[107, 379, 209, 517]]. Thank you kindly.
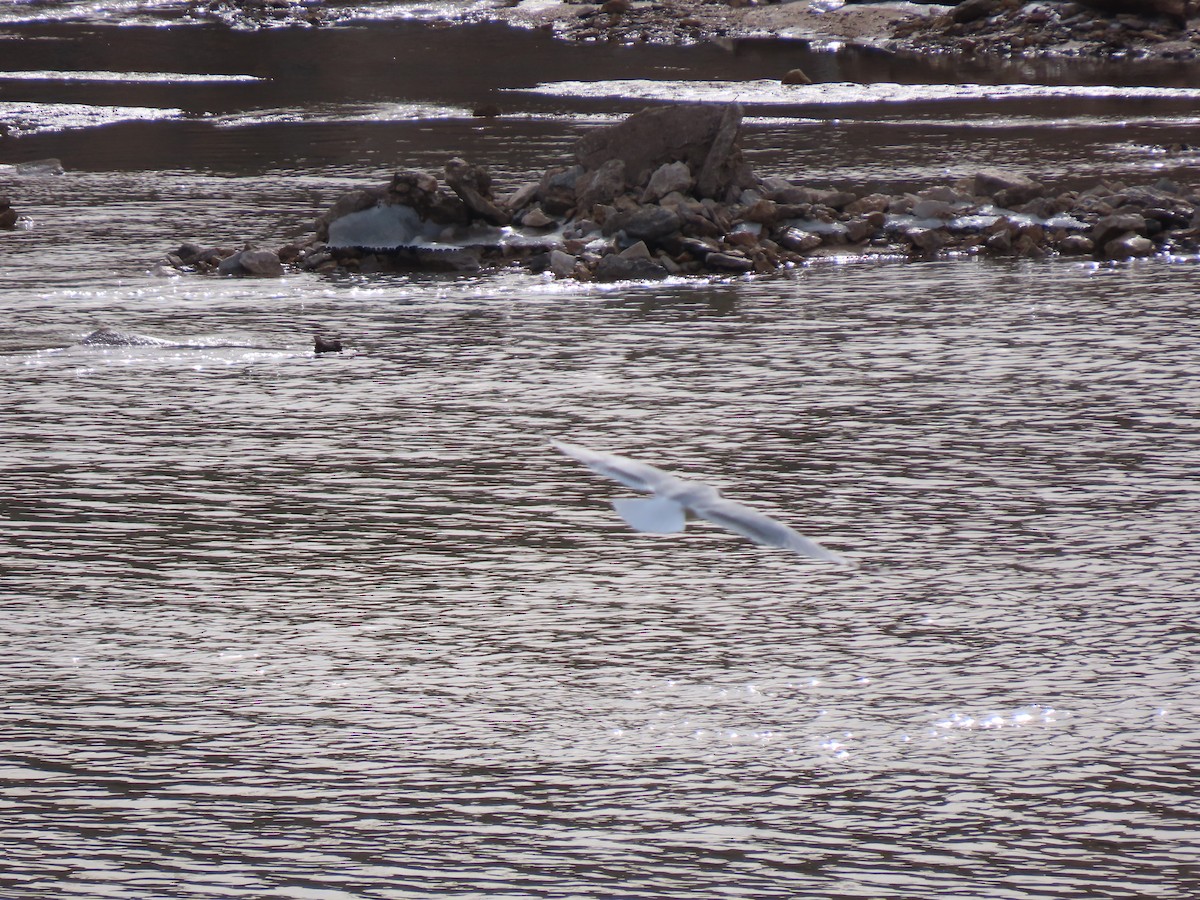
[[551, 439, 850, 565]]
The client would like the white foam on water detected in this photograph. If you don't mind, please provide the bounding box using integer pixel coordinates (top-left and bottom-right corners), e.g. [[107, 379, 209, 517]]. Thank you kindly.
[[0, 100, 182, 136], [516, 78, 1200, 107], [0, 69, 263, 83]]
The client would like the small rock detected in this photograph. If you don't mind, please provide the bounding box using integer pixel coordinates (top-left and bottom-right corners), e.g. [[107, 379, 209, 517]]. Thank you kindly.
[[1093, 213, 1148, 248], [593, 253, 669, 281], [0, 207, 17, 229], [444, 157, 509, 226], [217, 251, 247, 275], [912, 199, 955, 220], [641, 161, 693, 204], [500, 181, 540, 213], [777, 227, 822, 252], [741, 199, 780, 225], [618, 240, 653, 261], [240, 249, 284, 276], [472, 104, 501, 118], [521, 207, 556, 228], [549, 249, 579, 278], [812, 188, 858, 211], [314, 336, 343, 354], [974, 169, 1044, 207], [705, 251, 755, 272], [1104, 232, 1155, 259], [845, 218, 876, 242], [952, 0, 1000, 24], [576, 158, 626, 213], [844, 193, 891, 215], [1059, 234, 1095, 253], [622, 206, 683, 244], [781, 68, 813, 86], [907, 227, 948, 254], [985, 229, 1013, 252]]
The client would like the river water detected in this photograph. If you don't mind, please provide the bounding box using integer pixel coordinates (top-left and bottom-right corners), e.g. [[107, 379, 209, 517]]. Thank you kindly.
[[2, 4, 1199, 899]]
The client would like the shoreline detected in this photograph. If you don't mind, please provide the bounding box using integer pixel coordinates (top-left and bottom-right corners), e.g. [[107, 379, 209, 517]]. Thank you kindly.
[[175, 2, 1200, 61], [479, 1, 1200, 62]]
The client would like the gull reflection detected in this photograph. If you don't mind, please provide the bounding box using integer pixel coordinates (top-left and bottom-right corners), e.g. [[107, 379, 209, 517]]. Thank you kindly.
[[551, 439, 850, 565]]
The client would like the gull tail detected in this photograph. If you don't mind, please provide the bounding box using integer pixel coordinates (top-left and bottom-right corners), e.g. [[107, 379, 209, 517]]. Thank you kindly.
[[612, 497, 687, 534]]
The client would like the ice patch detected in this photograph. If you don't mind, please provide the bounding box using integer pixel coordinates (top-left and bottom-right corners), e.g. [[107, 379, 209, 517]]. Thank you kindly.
[[327, 205, 447, 250]]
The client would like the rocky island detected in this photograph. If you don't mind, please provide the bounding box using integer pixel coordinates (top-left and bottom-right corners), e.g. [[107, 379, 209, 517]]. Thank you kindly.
[[162, 102, 1200, 281]]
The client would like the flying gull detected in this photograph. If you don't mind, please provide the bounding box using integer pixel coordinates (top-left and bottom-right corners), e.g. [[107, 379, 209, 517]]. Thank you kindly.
[[551, 439, 850, 564]]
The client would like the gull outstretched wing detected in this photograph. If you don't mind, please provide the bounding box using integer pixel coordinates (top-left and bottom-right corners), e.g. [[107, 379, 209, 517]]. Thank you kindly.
[[690, 496, 849, 565], [550, 440, 683, 494]]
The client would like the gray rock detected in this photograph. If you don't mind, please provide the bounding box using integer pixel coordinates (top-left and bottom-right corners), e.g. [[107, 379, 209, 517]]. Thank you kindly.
[[1104, 232, 1155, 260], [414, 248, 482, 271], [1059, 234, 1095, 254], [576, 159, 627, 213], [1093, 213, 1147, 248], [777, 228, 822, 252], [951, 0, 1000, 24], [696, 103, 746, 201], [844, 193, 892, 215], [912, 199, 955, 220], [444, 157, 509, 226], [985, 229, 1013, 252], [907, 227, 948, 254], [593, 253, 669, 281], [618, 240, 653, 261], [217, 251, 247, 275], [845, 218, 877, 242], [500, 181, 540, 213], [623, 206, 682, 244], [549, 249, 579, 278], [704, 251, 754, 272], [575, 104, 729, 185], [641, 161, 693, 204], [521, 207, 556, 228], [240, 249, 284, 276], [974, 169, 1044, 207]]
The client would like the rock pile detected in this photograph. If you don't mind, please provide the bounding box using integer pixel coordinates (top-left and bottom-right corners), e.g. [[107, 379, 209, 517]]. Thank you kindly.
[[161, 103, 1200, 281]]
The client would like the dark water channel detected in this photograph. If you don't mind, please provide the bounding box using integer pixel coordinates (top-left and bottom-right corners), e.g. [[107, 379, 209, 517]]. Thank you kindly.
[[2, 5, 1199, 899]]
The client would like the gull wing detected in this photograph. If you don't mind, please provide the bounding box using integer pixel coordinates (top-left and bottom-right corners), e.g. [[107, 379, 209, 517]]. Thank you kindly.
[[612, 497, 687, 534], [690, 496, 850, 565], [550, 440, 682, 494]]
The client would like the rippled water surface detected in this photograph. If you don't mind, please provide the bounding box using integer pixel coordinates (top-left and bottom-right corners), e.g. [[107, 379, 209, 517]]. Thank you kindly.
[[3, 8, 1200, 900]]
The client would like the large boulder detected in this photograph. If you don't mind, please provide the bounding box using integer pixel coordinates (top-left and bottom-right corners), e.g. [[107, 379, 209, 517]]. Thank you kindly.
[[444, 157, 509, 226], [574, 103, 752, 200], [973, 169, 1045, 208]]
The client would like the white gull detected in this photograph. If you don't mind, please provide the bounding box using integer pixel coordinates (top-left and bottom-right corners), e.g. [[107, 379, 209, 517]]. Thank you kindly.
[[551, 440, 849, 565]]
